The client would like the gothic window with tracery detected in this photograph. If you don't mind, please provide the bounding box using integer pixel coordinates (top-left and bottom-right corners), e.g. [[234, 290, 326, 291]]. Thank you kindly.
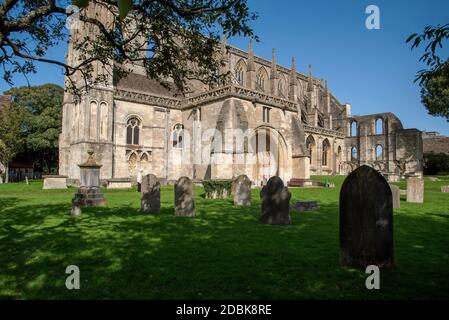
[[126, 117, 141, 145]]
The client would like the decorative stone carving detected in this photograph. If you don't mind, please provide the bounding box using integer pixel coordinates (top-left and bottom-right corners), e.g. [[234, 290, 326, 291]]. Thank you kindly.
[[71, 151, 106, 211]]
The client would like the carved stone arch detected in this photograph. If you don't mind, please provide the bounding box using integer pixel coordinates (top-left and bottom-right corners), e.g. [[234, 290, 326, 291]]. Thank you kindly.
[[250, 125, 289, 183], [375, 117, 385, 135], [234, 59, 247, 86], [124, 113, 143, 124], [277, 74, 287, 98], [127, 151, 138, 177], [256, 66, 269, 92]]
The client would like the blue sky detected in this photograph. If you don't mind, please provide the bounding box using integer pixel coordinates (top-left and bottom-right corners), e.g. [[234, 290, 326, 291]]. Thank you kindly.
[[1, 0, 448, 135]]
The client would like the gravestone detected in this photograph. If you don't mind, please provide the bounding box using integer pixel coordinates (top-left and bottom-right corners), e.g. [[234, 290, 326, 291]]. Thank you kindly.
[[406, 176, 424, 203], [389, 184, 401, 209], [175, 176, 195, 217], [71, 151, 106, 208], [441, 185, 449, 193], [291, 200, 320, 212], [141, 174, 161, 214], [340, 165, 393, 268], [260, 176, 292, 225], [234, 175, 251, 206], [43, 175, 67, 189]]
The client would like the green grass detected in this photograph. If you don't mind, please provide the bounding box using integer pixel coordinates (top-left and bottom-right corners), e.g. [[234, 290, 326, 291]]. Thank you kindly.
[[0, 176, 448, 299]]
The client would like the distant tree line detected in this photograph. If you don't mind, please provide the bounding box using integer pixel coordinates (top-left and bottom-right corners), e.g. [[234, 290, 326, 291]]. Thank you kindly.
[[0, 84, 63, 182], [423, 153, 449, 175]]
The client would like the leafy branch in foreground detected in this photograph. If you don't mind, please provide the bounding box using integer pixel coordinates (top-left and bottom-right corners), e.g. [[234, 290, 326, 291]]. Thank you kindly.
[[407, 23, 449, 121], [0, 0, 257, 95]]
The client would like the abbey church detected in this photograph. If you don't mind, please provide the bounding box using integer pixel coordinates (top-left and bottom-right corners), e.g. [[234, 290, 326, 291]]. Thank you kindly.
[[59, 4, 423, 186]]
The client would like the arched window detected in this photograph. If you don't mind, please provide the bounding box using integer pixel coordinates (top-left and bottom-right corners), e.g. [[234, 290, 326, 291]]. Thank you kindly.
[[322, 139, 330, 166], [256, 68, 267, 92], [301, 110, 308, 124], [306, 135, 316, 165], [235, 63, 244, 86], [173, 124, 184, 148], [350, 120, 358, 137], [375, 144, 383, 160], [317, 115, 325, 128], [278, 78, 285, 97], [351, 146, 358, 161], [126, 117, 140, 145], [375, 118, 384, 134]]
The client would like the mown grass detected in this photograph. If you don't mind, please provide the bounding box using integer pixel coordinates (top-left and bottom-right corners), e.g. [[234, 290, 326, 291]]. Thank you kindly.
[[0, 175, 448, 299]]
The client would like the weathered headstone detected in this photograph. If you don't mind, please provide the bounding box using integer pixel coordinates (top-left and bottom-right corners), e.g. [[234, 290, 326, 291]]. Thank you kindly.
[[389, 184, 401, 209], [260, 176, 292, 225], [174, 176, 195, 217], [291, 200, 320, 212], [233, 174, 251, 206], [43, 175, 67, 189], [141, 174, 160, 214], [71, 151, 106, 208], [441, 185, 449, 193], [340, 165, 393, 268], [406, 176, 424, 203]]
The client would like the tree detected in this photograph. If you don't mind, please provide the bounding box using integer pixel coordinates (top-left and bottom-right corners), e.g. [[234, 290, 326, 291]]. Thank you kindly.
[[4, 84, 64, 174], [0, 101, 26, 183], [407, 24, 449, 121], [0, 0, 256, 94]]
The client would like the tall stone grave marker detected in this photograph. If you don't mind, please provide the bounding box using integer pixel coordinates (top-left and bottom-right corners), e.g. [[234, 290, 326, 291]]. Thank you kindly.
[[175, 176, 195, 217], [406, 176, 424, 203], [71, 150, 106, 211], [234, 175, 251, 206], [340, 165, 393, 268], [260, 176, 291, 225], [141, 174, 161, 214]]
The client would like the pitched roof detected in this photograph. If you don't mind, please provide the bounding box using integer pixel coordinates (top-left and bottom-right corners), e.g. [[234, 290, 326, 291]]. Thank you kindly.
[[114, 73, 181, 97]]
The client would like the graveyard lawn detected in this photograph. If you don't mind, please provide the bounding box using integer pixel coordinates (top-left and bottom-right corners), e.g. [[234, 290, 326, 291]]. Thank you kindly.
[[0, 176, 448, 299]]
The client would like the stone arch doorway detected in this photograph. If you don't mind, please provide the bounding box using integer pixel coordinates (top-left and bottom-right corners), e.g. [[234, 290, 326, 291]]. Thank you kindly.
[[249, 126, 288, 185]]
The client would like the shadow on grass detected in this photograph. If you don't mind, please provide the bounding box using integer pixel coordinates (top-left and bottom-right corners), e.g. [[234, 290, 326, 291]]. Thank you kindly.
[[0, 187, 448, 299]]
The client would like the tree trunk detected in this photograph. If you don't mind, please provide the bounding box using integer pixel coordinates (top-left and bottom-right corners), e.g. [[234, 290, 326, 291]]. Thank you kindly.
[[5, 164, 9, 183]]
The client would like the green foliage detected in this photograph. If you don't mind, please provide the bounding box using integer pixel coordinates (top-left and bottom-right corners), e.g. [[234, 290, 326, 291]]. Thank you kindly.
[[0, 100, 26, 175], [419, 63, 449, 120], [407, 23, 449, 121], [1, 0, 256, 94], [202, 179, 232, 198], [3, 84, 63, 174], [424, 153, 449, 175], [1, 176, 449, 299]]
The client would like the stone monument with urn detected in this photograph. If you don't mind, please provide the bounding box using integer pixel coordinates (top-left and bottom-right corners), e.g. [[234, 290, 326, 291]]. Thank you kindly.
[[71, 150, 106, 214]]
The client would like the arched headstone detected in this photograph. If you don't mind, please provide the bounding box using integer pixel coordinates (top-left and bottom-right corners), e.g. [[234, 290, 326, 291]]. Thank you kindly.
[[234, 175, 251, 206], [260, 176, 291, 225], [175, 176, 195, 217], [340, 165, 393, 268], [141, 174, 161, 214]]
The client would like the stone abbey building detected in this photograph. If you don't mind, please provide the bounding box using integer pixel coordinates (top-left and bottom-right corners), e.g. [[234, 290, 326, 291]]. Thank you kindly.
[[59, 5, 423, 185]]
